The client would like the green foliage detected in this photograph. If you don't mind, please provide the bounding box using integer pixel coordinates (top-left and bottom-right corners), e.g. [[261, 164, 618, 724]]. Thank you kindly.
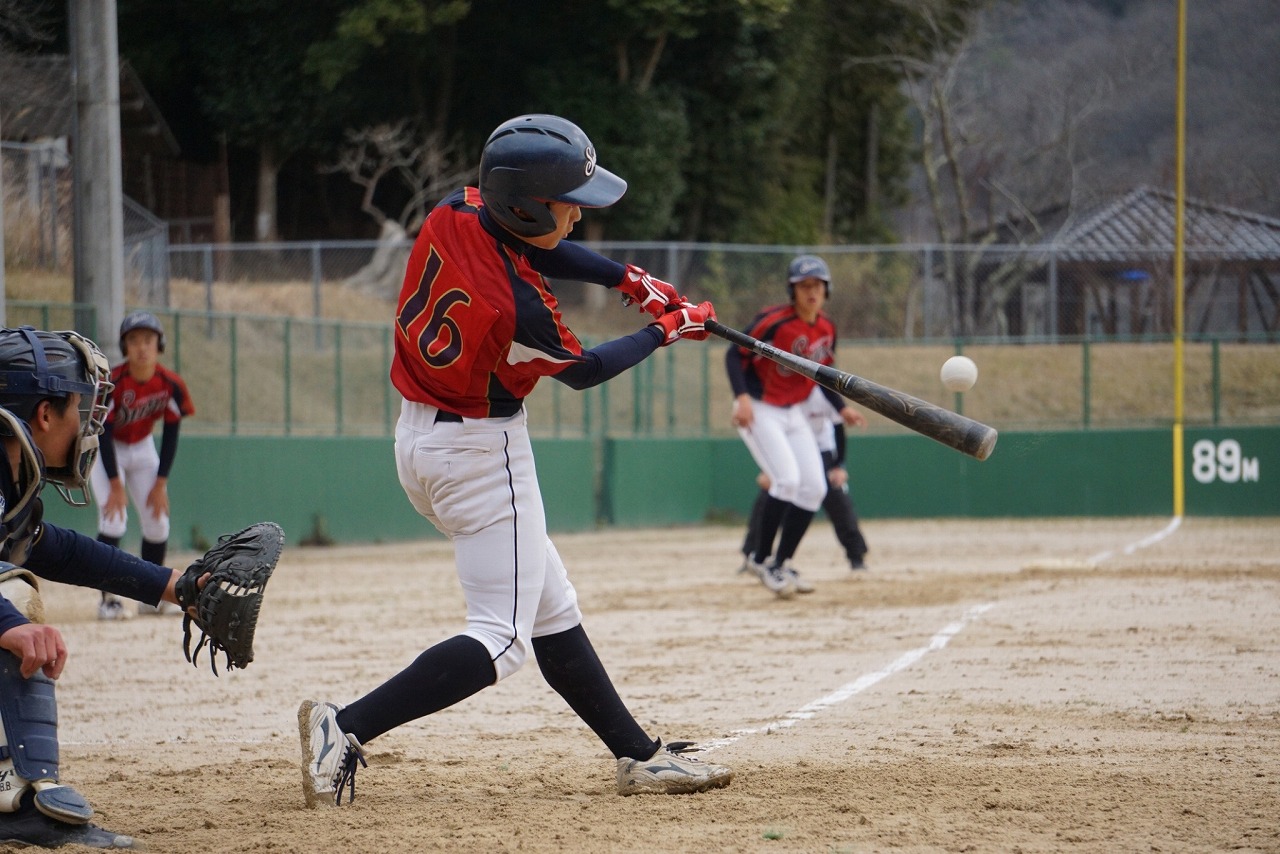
[[304, 0, 471, 92], [532, 78, 692, 241], [107, 0, 986, 242]]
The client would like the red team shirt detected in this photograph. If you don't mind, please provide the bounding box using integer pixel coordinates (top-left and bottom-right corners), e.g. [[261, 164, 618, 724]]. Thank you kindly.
[[105, 363, 196, 444], [731, 304, 838, 407], [392, 188, 590, 418]]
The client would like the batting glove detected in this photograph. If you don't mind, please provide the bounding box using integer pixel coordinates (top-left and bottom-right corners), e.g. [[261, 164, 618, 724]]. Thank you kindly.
[[650, 300, 716, 346], [617, 264, 683, 319]]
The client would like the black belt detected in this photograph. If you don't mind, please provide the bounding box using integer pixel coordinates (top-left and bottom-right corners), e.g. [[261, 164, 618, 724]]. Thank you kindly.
[[435, 409, 463, 423]]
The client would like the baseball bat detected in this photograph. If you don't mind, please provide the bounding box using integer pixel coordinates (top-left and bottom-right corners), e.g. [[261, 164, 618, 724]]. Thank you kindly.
[[706, 319, 998, 461]]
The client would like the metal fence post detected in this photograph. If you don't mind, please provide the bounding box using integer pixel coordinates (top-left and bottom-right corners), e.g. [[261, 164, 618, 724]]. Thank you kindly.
[[383, 325, 393, 435], [922, 246, 933, 337], [334, 322, 344, 436], [229, 315, 238, 434], [701, 343, 710, 434], [665, 347, 676, 434], [202, 245, 214, 336], [171, 312, 181, 373], [1211, 337, 1221, 425], [284, 318, 292, 436], [312, 242, 324, 349], [1048, 249, 1059, 342], [1081, 338, 1091, 428]]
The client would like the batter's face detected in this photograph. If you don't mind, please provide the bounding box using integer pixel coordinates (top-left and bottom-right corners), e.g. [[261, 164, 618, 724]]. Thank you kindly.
[[791, 277, 827, 321], [522, 202, 582, 250]]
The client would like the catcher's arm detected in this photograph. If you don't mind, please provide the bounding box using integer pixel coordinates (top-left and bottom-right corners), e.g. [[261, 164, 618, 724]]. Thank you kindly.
[[173, 521, 285, 675]]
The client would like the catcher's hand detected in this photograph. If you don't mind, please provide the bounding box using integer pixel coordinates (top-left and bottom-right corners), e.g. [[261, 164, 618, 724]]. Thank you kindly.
[[174, 521, 284, 674]]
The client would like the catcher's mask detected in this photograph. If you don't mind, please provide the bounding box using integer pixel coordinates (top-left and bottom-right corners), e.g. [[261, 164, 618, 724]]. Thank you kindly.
[[0, 327, 113, 506]]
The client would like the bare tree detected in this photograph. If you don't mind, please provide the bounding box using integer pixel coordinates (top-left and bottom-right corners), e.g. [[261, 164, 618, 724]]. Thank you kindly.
[[0, 0, 54, 49], [852, 1, 1130, 335], [1, 0, 58, 318], [325, 121, 472, 294]]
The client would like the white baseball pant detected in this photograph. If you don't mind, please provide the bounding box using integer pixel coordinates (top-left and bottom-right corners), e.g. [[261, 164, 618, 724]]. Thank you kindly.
[[89, 437, 169, 542], [394, 400, 582, 682], [799, 386, 839, 454], [737, 399, 827, 512]]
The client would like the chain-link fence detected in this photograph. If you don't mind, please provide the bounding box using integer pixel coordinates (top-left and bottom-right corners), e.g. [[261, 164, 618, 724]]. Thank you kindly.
[[4, 299, 1276, 440], [156, 238, 1280, 345], [3, 142, 169, 306], [1, 141, 72, 271], [6, 160, 1279, 438]]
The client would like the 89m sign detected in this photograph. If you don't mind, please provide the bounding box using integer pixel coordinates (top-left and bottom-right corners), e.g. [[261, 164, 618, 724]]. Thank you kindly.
[[1190, 439, 1260, 484]]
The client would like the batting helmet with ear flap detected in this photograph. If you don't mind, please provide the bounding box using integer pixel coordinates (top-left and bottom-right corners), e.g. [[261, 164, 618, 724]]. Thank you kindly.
[[479, 114, 628, 238], [119, 310, 166, 356], [787, 254, 831, 299]]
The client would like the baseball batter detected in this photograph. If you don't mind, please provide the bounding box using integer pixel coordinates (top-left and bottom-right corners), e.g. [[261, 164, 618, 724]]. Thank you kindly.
[[298, 114, 731, 807], [726, 255, 864, 597], [91, 312, 195, 619]]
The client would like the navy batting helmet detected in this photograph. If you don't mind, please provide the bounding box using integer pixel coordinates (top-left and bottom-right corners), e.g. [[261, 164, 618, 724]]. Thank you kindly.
[[119, 310, 166, 356], [787, 254, 831, 299], [479, 114, 627, 238], [0, 326, 113, 506]]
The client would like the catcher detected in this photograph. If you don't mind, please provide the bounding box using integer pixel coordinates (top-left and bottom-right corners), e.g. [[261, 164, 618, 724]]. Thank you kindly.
[[0, 326, 283, 849]]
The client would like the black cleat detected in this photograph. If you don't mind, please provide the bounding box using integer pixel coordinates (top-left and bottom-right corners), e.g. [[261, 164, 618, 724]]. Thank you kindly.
[[0, 793, 136, 849]]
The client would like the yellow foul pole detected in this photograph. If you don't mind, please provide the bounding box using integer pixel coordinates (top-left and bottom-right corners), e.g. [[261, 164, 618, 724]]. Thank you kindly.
[[1172, 0, 1187, 517]]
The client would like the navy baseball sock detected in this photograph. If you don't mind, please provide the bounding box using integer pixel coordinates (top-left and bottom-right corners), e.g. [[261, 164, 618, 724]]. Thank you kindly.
[[140, 538, 166, 566], [751, 495, 789, 565], [336, 635, 496, 744], [533, 625, 659, 761], [741, 489, 768, 558], [774, 505, 816, 565]]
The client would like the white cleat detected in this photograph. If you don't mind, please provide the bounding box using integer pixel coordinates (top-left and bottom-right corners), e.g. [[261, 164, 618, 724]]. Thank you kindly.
[[783, 563, 815, 594], [617, 741, 733, 795], [751, 560, 797, 599], [298, 699, 366, 808], [97, 596, 132, 621]]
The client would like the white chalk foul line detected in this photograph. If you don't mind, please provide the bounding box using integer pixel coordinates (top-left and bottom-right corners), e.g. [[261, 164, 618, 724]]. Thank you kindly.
[[700, 601, 994, 753], [1089, 515, 1182, 565]]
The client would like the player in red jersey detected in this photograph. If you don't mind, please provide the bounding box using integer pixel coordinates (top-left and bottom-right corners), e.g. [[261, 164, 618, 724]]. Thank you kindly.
[[726, 255, 866, 598], [298, 114, 730, 807], [91, 313, 195, 620]]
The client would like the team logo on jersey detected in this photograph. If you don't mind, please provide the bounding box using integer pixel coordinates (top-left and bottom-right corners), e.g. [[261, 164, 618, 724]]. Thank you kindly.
[[792, 335, 834, 364], [114, 394, 169, 426], [584, 146, 597, 177]]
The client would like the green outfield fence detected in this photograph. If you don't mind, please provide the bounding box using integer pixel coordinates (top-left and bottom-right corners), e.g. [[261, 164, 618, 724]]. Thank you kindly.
[[15, 299, 1277, 543], [6, 300, 1278, 439]]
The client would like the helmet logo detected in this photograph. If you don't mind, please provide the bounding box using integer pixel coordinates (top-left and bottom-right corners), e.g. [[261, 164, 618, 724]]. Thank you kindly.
[[584, 146, 597, 177]]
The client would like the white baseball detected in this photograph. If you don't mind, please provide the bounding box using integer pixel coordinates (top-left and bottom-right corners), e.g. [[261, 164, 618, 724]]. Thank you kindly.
[[940, 355, 978, 392]]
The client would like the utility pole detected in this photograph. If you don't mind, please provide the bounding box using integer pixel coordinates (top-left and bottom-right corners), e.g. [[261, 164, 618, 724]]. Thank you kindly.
[[70, 0, 125, 343], [1, 108, 7, 326]]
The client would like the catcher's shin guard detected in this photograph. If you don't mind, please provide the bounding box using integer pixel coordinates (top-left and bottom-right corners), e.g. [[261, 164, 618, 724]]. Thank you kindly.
[[0, 569, 93, 825]]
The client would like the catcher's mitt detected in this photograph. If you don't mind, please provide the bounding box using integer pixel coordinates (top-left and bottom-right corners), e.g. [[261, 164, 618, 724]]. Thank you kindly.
[[174, 521, 284, 674]]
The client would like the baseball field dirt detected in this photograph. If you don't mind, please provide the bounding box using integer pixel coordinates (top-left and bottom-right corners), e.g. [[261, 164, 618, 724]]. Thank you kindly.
[[33, 517, 1280, 853]]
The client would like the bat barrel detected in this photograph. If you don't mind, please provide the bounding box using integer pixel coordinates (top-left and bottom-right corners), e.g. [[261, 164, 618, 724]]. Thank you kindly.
[[708, 319, 999, 461]]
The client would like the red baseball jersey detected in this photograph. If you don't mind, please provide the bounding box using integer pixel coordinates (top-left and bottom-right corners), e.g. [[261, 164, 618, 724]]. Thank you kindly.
[[735, 304, 838, 407], [391, 188, 587, 418], [105, 363, 196, 444]]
